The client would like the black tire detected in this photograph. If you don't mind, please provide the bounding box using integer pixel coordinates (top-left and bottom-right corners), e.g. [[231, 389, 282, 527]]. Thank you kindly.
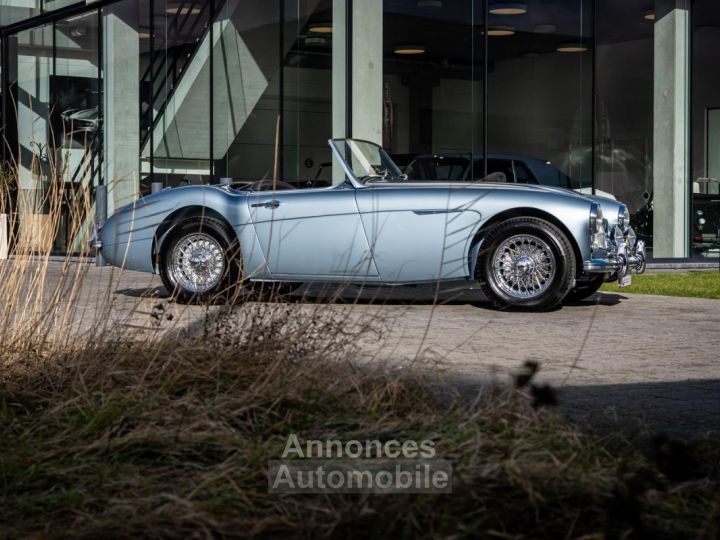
[[564, 274, 605, 303], [476, 217, 577, 311], [159, 217, 242, 303]]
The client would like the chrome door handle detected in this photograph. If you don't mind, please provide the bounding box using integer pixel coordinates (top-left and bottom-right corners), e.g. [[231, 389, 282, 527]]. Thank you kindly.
[[251, 200, 281, 209]]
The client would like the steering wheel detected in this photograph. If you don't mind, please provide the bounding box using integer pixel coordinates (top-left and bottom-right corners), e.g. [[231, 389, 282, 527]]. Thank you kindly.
[[363, 164, 411, 183]]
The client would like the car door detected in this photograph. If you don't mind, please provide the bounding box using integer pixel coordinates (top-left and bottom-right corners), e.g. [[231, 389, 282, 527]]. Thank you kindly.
[[355, 185, 483, 282], [248, 186, 379, 279]]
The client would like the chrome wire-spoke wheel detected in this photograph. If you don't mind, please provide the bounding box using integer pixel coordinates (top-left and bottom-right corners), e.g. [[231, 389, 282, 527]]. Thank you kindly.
[[492, 234, 556, 300], [170, 233, 226, 294]]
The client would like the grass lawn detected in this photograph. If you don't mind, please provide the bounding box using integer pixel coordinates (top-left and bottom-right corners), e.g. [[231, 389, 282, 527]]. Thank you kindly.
[[601, 271, 720, 299]]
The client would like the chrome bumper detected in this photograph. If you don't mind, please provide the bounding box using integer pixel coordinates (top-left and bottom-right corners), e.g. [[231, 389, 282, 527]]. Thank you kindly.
[[583, 227, 646, 276]]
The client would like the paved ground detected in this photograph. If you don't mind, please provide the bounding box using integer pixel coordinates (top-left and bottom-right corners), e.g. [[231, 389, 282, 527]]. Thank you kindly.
[[14, 260, 720, 437]]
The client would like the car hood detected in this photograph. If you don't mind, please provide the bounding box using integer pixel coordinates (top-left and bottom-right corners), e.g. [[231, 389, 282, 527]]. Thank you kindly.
[[484, 182, 623, 222], [372, 180, 624, 224], [378, 180, 594, 200], [471, 181, 620, 209]]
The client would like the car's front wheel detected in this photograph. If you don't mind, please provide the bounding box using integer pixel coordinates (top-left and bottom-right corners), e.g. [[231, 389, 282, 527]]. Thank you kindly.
[[159, 218, 241, 302], [476, 217, 576, 311]]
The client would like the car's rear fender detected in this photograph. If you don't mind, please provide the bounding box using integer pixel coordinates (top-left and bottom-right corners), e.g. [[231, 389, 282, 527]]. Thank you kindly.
[[101, 186, 268, 276]]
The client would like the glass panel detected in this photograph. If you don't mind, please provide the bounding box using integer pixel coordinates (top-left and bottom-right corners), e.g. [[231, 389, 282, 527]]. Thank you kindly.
[[14, 24, 53, 252], [135, 0, 153, 193], [487, 0, 592, 191], [0, 1, 41, 27], [212, 0, 281, 184], [10, 11, 102, 255], [53, 10, 101, 253], [405, 155, 472, 181], [383, 0, 484, 178], [595, 0, 654, 254], [53, 11, 101, 176], [691, 0, 720, 259], [282, 0, 334, 186], [146, 0, 211, 188]]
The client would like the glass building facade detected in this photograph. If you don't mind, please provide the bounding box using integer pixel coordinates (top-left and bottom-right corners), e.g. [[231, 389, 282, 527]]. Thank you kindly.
[[0, 0, 718, 259]]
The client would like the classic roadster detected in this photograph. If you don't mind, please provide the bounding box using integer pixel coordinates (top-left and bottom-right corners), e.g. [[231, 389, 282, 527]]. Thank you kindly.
[[95, 139, 646, 310]]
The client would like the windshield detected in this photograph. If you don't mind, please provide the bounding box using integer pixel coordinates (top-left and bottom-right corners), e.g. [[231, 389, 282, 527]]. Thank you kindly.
[[331, 139, 405, 183]]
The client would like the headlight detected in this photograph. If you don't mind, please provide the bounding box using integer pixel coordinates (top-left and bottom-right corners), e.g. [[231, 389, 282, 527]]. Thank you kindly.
[[590, 203, 607, 251], [617, 204, 630, 229], [626, 227, 637, 250], [612, 225, 625, 246], [590, 203, 604, 234]]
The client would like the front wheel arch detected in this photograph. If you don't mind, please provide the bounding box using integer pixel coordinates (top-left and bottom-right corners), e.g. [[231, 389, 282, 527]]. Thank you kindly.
[[474, 216, 577, 310], [468, 207, 583, 278]]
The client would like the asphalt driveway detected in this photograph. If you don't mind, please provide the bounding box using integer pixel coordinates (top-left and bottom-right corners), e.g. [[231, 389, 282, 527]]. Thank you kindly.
[[27, 261, 720, 436]]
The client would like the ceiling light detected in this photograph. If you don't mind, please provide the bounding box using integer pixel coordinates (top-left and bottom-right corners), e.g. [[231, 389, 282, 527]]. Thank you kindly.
[[489, 2, 527, 15], [643, 10, 655, 21], [695, 25, 720, 34], [394, 44, 426, 54], [305, 36, 328, 46], [166, 6, 201, 15], [533, 23, 556, 34], [556, 42, 587, 52], [487, 26, 515, 36], [417, 0, 443, 7], [69, 26, 86, 38], [308, 22, 332, 33], [139, 31, 151, 39]]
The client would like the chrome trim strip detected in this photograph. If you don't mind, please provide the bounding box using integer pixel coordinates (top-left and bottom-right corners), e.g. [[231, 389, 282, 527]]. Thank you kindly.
[[412, 209, 464, 215]]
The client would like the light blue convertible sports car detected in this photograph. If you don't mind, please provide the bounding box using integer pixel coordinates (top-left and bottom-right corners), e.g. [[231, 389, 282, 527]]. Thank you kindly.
[[95, 139, 646, 310]]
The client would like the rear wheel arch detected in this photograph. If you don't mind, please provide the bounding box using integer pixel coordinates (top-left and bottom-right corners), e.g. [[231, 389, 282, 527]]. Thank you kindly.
[[468, 207, 583, 278], [152, 206, 237, 271], [158, 216, 243, 302]]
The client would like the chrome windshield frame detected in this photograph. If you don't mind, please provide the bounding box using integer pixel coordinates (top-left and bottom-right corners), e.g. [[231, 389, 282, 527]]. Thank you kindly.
[[328, 138, 404, 189]]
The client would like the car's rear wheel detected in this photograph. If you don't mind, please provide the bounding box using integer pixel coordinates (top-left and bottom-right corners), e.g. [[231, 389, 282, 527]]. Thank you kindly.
[[159, 217, 242, 302], [476, 217, 576, 311], [564, 274, 605, 303]]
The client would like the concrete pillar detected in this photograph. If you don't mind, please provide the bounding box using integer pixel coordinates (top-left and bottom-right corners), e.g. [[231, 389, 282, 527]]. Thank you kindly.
[[652, 1, 689, 258], [332, 0, 383, 183], [332, 0, 348, 184], [103, 4, 140, 215], [351, 0, 383, 144]]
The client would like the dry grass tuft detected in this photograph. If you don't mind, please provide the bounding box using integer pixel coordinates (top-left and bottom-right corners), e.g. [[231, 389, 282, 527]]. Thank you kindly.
[[1, 320, 718, 538], [0, 146, 99, 360]]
